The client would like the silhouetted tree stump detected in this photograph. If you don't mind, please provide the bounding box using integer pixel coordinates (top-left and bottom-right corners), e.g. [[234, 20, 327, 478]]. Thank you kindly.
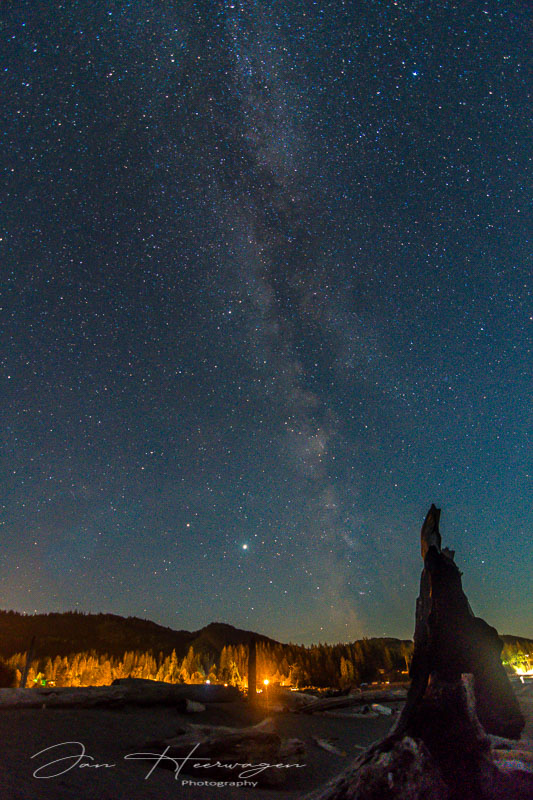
[[396, 504, 524, 740], [308, 505, 530, 800]]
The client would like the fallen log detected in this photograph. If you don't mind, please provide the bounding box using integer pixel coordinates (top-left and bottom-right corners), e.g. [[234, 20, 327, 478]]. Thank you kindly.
[[143, 717, 306, 787], [300, 690, 405, 715], [270, 687, 319, 710], [321, 709, 379, 719], [370, 703, 393, 716], [0, 686, 128, 709], [0, 681, 240, 709], [313, 737, 347, 757], [300, 695, 365, 715], [307, 505, 531, 800], [111, 678, 240, 701]]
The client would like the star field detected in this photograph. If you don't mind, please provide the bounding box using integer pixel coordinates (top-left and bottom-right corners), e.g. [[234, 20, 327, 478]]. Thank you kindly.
[[0, 1, 531, 644]]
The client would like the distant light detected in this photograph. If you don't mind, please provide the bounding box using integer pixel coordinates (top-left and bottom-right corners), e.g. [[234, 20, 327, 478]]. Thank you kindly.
[[514, 666, 533, 677], [263, 679, 269, 686], [412, 71, 419, 77], [242, 544, 248, 550], [205, 679, 210, 684]]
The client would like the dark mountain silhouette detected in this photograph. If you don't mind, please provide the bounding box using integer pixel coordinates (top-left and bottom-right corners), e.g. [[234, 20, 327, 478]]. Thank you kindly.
[[0, 609, 279, 661], [0, 610, 529, 680]]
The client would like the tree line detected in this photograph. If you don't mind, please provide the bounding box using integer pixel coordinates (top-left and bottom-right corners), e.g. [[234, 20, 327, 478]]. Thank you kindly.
[[0, 638, 413, 689], [0, 609, 528, 689]]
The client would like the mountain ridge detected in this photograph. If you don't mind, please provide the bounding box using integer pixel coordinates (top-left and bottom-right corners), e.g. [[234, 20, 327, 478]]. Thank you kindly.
[[0, 609, 280, 661], [0, 609, 529, 664]]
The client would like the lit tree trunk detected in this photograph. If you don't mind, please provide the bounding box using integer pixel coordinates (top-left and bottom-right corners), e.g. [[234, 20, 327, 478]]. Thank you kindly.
[[19, 636, 35, 688], [248, 636, 257, 702]]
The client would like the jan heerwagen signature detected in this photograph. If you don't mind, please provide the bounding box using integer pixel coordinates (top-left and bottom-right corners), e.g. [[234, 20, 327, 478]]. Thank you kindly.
[[31, 740, 306, 781]]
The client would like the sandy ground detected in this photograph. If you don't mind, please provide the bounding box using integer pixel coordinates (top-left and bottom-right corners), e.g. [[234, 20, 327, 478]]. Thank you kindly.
[[0, 699, 395, 800], [1, 685, 531, 800]]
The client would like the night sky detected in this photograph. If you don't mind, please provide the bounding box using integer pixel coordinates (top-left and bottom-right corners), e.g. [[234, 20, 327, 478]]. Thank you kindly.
[[1, 1, 531, 645]]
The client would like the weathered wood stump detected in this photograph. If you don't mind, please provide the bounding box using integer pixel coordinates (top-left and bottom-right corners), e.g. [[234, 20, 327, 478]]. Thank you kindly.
[[308, 505, 531, 800], [397, 504, 524, 740]]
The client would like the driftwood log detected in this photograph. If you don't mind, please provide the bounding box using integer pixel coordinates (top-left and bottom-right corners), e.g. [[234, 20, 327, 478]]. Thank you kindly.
[[144, 718, 306, 786], [299, 690, 406, 715], [0, 681, 240, 709], [308, 504, 531, 800]]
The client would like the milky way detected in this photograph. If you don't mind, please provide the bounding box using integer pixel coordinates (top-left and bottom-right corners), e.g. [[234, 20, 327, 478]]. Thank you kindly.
[[1, 1, 531, 643]]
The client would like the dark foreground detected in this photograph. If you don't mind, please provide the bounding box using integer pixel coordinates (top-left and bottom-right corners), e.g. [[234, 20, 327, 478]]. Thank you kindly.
[[0, 699, 395, 800], [1, 682, 531, 800]]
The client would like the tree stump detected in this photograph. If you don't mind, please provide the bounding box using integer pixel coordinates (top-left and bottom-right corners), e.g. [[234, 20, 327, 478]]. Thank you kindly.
[[308, 505, 530, 800], [397, 504, 524, 741]]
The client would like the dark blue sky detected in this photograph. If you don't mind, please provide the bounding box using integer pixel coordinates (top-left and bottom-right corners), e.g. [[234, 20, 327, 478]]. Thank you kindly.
[[1, 0, 531, 644]]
